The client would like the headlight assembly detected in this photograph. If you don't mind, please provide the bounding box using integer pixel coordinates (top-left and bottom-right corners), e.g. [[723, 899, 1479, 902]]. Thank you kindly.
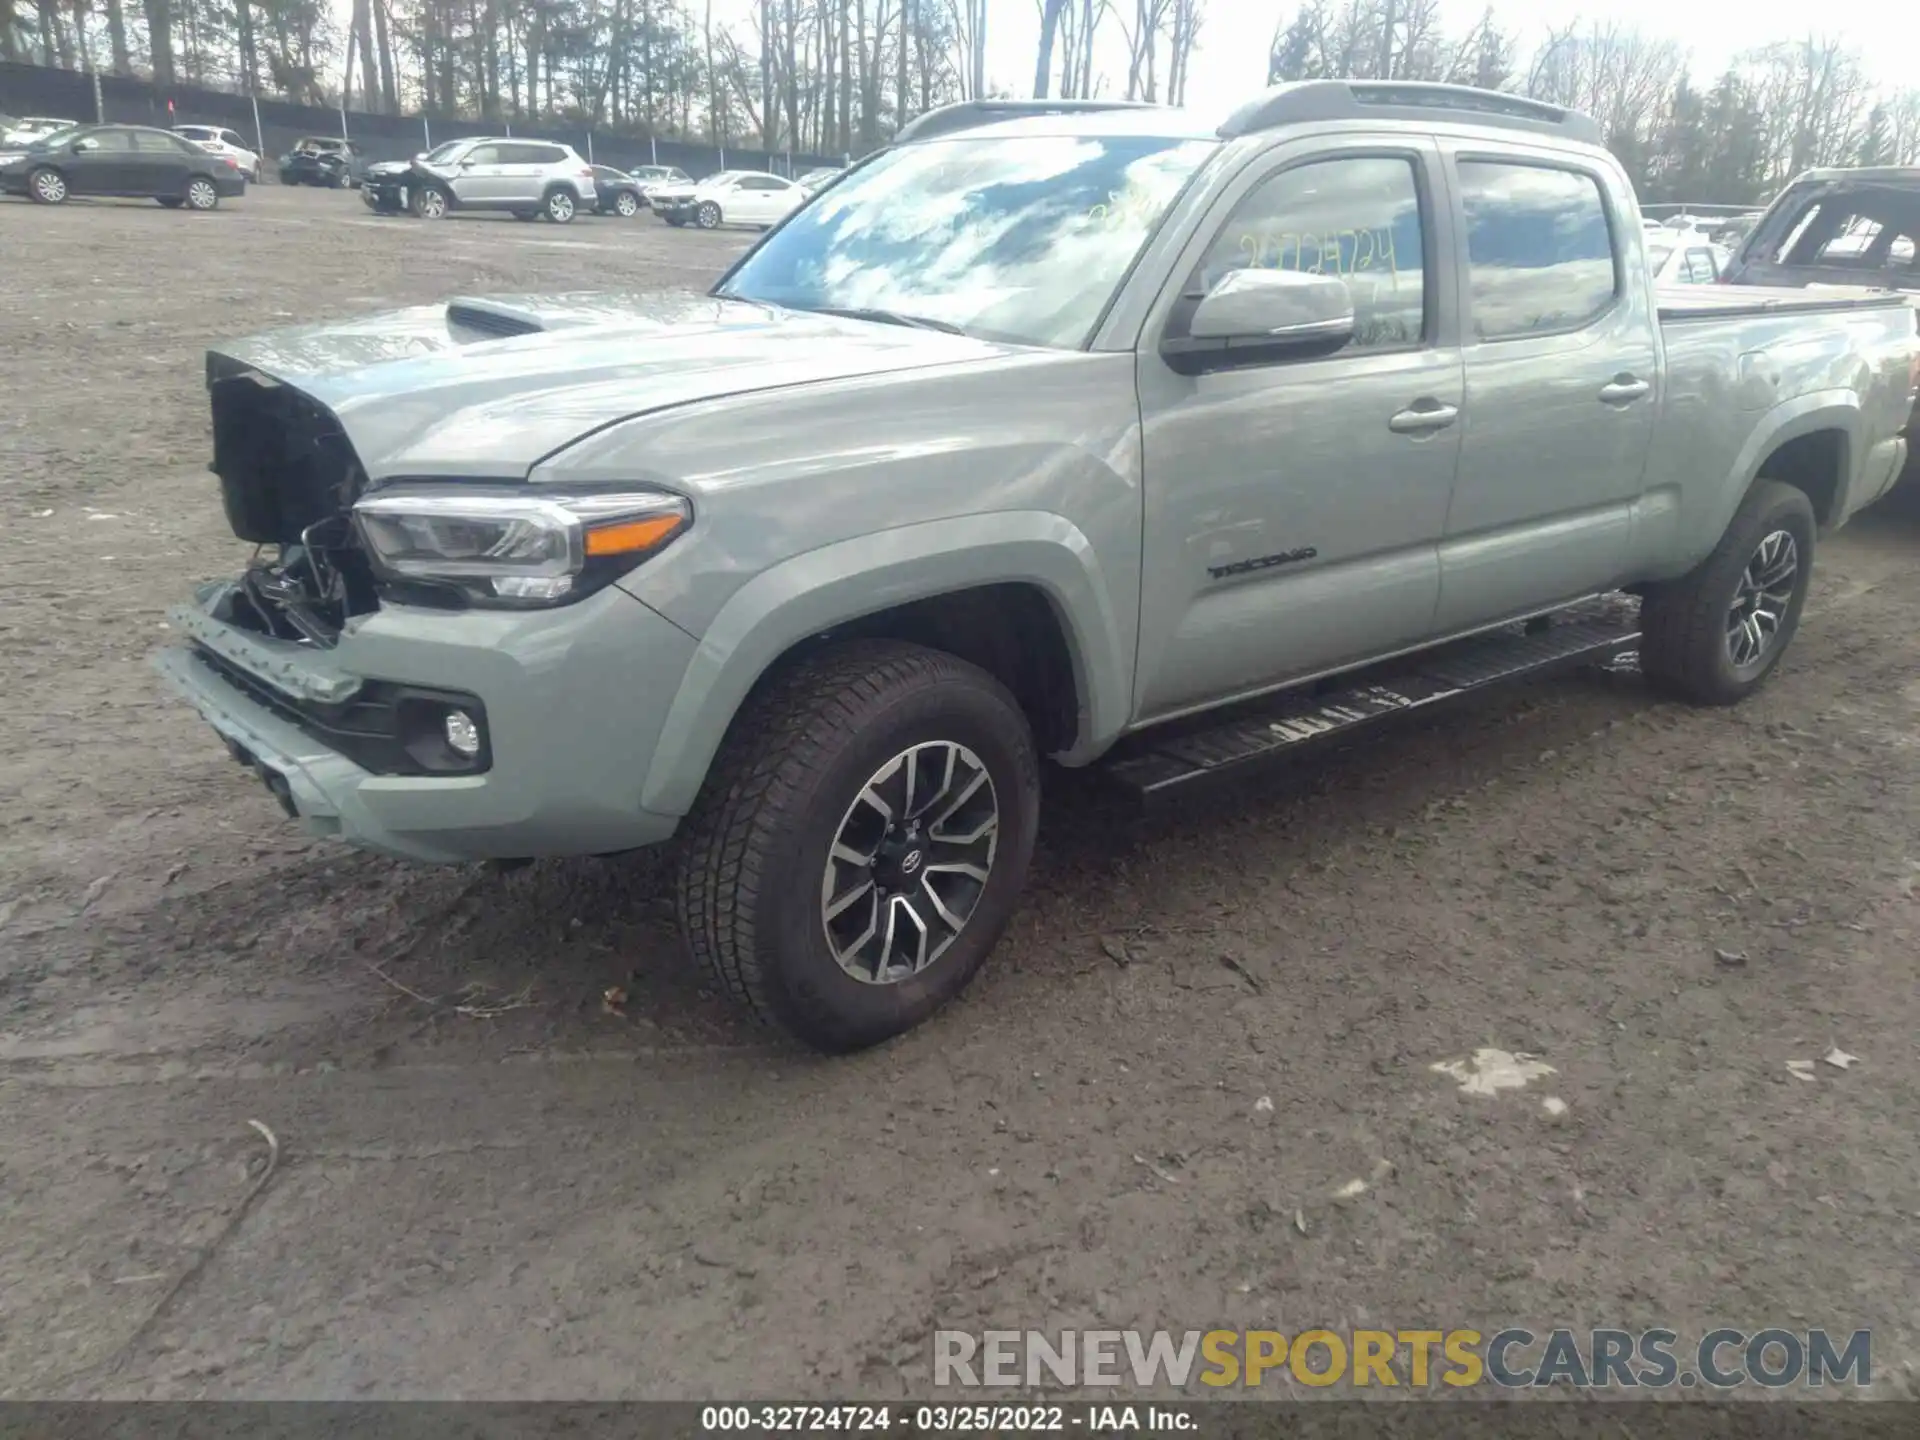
[[352, 487, 689, 607]]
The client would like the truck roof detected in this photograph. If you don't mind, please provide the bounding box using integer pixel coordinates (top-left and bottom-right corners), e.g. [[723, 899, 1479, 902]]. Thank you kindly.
[[894, 81, 1603, 149], [1787, 166, 1920, 188]]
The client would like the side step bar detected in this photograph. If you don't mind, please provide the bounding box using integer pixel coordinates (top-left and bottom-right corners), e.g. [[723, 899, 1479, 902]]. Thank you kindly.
[[1103, 598, 1641, 800]]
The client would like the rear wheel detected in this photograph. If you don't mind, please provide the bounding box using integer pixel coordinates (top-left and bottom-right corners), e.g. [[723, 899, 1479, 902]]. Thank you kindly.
[[412, 184, 449, 220], [695, 200, 722, 229], [28, 167, 67, 204], [675, 641, 1040, 1053], [543, 187, 576, 224], [184, 177, 220, 211], [1639, 479, 1816, 705], [614, 190, 640, 217]]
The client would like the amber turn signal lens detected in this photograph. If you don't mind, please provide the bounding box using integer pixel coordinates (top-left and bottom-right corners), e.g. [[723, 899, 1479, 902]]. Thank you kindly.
[[584, 513, 684, 557]]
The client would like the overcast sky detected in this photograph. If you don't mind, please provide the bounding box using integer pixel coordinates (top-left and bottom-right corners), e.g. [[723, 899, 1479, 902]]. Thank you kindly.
[[953, 0, 1916, 102]]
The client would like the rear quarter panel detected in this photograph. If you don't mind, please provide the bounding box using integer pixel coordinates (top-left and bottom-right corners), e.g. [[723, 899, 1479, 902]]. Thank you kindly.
[[1638, 302, 1917, 577]]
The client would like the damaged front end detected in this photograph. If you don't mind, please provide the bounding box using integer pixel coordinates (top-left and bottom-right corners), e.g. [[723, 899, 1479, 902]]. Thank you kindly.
[[207, 356, 380, 646]]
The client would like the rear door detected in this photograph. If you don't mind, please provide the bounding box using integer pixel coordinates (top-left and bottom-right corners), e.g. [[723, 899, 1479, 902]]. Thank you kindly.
[[505, 143, 564, 205], [136, 129, 196, 196], [1432, 143, 1656, 633]]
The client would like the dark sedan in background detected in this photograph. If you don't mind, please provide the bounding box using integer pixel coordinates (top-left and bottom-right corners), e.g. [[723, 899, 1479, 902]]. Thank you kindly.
[[0, 123, 245, 208], [588, 165, 645, 217]]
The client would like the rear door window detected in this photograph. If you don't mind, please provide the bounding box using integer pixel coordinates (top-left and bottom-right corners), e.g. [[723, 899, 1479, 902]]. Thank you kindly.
[[1456, 160, 1618, 340]]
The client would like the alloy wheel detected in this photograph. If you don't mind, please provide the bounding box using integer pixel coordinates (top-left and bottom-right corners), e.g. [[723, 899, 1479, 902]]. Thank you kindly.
[[1726, 528, 1798, 668], [31, 168, 66, 203], [615, 191, 638, 216], [820, 741, 1000, 985]]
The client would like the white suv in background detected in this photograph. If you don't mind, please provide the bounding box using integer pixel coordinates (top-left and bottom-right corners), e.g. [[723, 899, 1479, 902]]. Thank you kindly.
[[408, 137, 597, 223], [175, 125, 259, 181]]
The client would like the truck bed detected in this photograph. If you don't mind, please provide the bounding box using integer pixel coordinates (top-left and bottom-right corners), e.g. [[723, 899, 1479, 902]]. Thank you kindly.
[[1658, 283, 1916, 323]]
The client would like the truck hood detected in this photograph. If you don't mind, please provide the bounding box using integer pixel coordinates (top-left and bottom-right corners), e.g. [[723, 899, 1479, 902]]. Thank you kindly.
[[206, 292, 1022, 479]]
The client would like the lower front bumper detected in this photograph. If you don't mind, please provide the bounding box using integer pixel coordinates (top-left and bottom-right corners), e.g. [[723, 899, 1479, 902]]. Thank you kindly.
[[155, 582, 698, 864]]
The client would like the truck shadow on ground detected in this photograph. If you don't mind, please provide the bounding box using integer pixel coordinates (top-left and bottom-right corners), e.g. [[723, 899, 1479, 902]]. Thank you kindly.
[[79, 660, 1664, 1070]]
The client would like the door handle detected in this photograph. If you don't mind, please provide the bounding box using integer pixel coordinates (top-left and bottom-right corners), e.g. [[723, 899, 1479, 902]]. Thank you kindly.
[[1388, 401, 1460, 435], [1599, 376, 1651, 405]]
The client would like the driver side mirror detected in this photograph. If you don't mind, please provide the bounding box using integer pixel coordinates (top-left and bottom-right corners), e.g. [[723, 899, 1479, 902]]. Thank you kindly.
[[1162, 268, 1357, 375]]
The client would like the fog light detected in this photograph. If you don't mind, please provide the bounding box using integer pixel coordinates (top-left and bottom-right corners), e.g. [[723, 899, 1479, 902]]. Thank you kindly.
[[444, 709, 482, 758]]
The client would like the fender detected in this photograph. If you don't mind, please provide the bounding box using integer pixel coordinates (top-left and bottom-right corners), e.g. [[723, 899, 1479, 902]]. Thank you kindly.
[[639, 512, 1134, 817], [1713, 387, 1859, 537]]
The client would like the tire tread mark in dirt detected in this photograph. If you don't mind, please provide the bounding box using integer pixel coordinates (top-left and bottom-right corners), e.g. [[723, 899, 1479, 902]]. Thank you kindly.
[[47, 1119, 282, 1391]]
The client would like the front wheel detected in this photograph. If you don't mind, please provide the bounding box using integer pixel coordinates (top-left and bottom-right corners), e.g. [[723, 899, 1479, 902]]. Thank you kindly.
[[1639, 478, 1816, 705], [411, 184, 449, 219], [28, 167, 67, 204], [184, 177, 220, 211], [543, 188, 576, 223], [695, 200, 721, 229], [675, 641, 1040, 1053]]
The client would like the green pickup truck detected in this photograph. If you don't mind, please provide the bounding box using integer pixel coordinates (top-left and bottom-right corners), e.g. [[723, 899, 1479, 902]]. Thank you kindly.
[[159, 83, 1920, 1051]]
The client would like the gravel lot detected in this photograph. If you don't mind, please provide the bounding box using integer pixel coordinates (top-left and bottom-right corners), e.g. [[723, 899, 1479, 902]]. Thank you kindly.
[[2, 185, 1918, 1402]]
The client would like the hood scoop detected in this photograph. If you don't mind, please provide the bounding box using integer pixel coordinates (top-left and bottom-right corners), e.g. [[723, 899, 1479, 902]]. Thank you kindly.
[[446, 299, 549, 342]]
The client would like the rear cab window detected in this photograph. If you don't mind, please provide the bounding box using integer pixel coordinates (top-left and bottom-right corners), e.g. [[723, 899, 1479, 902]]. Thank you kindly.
[[1455, 160, 1618, 340], [1753, 181, 1920, 280]]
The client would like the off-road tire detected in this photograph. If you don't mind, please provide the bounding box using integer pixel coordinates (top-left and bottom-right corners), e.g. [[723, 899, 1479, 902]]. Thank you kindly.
[[675, 640, 1040, 1053], [1639, 478, 1816, 706], [543, 186, 576, 223]]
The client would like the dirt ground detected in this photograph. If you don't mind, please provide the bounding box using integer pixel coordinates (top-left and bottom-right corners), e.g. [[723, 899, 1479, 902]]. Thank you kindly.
[[2, 185, 1918, 1403]]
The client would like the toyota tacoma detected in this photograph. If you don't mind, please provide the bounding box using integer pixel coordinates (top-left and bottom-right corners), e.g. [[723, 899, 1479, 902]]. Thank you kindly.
[[157, 84, 1920, 1051]]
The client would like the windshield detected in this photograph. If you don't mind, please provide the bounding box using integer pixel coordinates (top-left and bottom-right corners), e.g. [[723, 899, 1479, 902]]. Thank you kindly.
[[716, 133, 1216, 348], [422, 141, 464, 163], [27, 124, 85, 148]]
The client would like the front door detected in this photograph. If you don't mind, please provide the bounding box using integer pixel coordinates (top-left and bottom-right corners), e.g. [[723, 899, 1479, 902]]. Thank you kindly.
[[68, 128, 141, 195], [1432, 147, 1657, 633], [1133, 139, 1464, 721], [449, 143, 510, 204]]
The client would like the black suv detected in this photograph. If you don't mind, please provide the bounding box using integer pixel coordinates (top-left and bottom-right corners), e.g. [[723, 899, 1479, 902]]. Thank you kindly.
[[279, 138, 368, 188]]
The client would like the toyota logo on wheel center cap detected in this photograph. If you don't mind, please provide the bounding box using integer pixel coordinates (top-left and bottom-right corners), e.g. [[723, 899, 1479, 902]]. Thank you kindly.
[[900, 849, 924, 876]]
